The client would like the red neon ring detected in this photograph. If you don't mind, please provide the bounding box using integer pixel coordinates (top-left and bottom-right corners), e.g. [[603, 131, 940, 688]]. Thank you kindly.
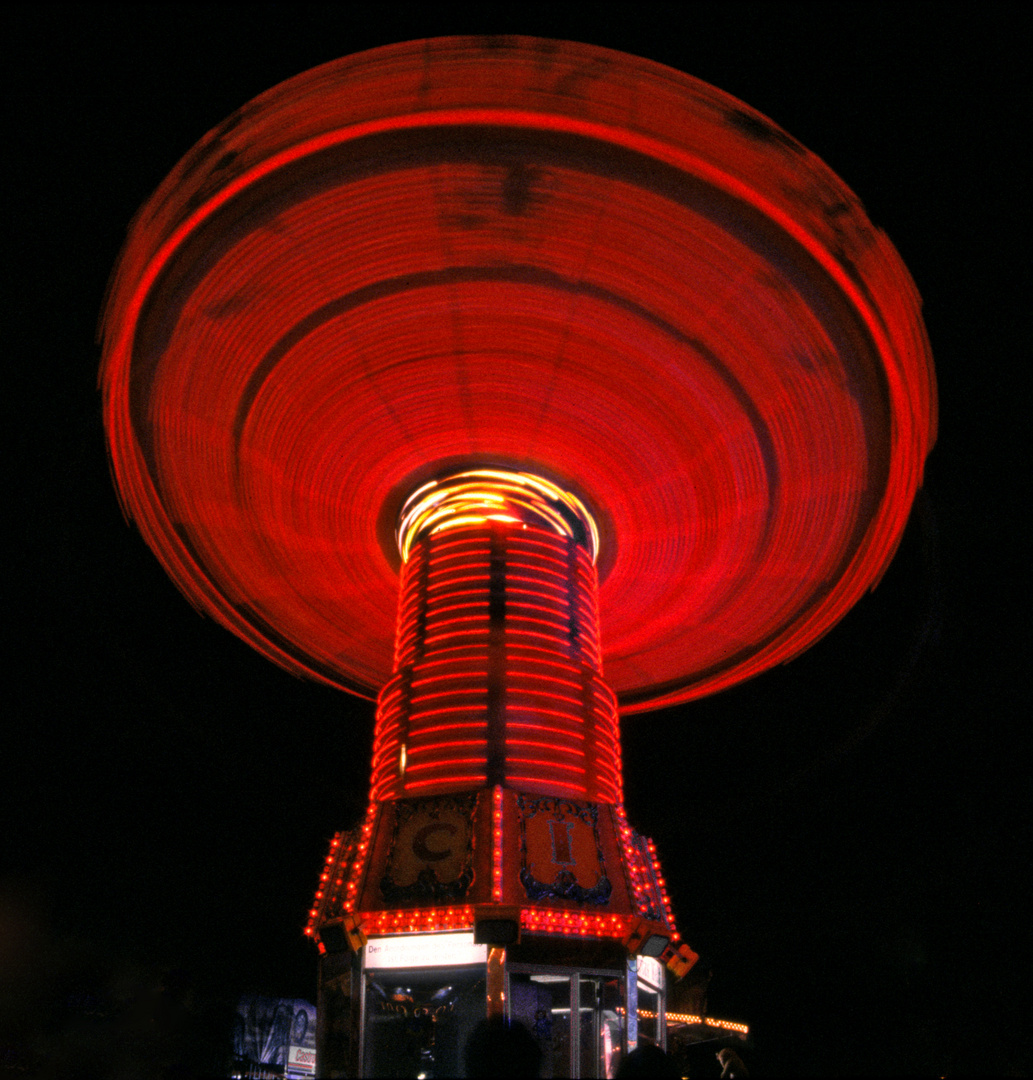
[[99, 37, 936, 711]]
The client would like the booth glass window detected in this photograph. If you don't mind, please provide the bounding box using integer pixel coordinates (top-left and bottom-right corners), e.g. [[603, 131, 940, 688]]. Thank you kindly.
[[362, 965, 485, 1078]]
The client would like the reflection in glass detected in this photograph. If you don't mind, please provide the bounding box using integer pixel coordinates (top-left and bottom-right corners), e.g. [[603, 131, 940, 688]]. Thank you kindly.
[[637, 982, 660, 1049], [363, 966, 484, 1077], [580, 976, 624, 1079], [510, 973, 571, 1078]]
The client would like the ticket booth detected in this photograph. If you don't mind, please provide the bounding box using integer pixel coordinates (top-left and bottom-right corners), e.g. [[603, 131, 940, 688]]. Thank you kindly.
[[317, 926, 675, 1078]]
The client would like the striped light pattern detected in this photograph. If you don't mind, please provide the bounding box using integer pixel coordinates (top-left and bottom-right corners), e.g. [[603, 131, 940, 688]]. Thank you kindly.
[[98, 37, 936, 715], [370, 473, 620, 801]]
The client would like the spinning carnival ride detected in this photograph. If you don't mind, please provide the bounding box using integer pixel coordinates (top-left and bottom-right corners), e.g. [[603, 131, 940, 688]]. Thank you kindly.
[[100, 38, 935, 1077]]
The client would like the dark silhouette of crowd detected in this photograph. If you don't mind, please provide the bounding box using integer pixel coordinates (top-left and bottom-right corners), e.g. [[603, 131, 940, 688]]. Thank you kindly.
[[461, 1014, 752, 1078], [463, 1015, 543, 1077], [615, 1041, 681, 1077]]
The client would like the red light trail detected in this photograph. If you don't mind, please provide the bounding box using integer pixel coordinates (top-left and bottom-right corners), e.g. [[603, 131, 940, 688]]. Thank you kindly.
[[99, 38, 935, 715]]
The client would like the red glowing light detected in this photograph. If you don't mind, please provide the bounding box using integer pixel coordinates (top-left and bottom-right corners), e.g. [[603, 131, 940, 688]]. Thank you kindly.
[[508, 739, 583, 756], [99, 37, 934, 712], [410, 721, 487, 736], [404, 774, 487, 791], [507, 722, 585, 742]]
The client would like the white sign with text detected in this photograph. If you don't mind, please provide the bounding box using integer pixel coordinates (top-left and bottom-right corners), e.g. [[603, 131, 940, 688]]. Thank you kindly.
[[364, 932, 487, 969]]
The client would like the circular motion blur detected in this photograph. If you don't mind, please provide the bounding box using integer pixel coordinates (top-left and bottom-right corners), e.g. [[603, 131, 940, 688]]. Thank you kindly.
[[99, 36, 936, 711]]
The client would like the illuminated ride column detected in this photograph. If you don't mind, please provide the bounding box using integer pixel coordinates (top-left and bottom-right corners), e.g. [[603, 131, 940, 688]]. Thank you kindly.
[[309, 471, 686, 1077]]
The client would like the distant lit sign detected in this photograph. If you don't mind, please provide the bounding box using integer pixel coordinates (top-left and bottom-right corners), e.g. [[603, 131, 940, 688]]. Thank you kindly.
[[235, 996, 316, 1073], [287, 1043, 316, 1075], [364, 932, 487, 969]]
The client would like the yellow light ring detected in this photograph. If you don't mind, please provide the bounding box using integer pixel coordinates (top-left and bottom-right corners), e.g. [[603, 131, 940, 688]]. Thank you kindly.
[[397, 470, 599, 565]]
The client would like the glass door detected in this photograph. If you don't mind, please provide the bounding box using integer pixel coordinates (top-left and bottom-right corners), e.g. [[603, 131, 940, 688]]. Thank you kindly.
[[579, 975, 624, 1079], [508, 972, 572, 1078], [507, 968, 624, 1078]]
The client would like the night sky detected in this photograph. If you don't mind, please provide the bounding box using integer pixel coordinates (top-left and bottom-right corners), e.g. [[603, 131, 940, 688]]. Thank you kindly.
[[5, 6, 1028, 1077]]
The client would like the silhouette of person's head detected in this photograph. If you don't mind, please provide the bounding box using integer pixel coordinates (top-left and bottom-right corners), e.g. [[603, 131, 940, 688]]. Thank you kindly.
[[463, 1016, 542, 1078], [615, 1042, 680, 1078]]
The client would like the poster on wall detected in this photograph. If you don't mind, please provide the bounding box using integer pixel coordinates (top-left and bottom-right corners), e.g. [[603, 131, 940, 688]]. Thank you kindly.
[[233, 995, 316, 1077]]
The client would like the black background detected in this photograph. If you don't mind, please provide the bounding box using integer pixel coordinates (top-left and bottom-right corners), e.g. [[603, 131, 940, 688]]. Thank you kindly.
[[4, 5, 1028, 1076]]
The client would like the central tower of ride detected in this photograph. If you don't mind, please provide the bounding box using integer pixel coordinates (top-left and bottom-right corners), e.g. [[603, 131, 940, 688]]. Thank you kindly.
[[309, 470, 686, 1075], [382, 470, 613, 803]]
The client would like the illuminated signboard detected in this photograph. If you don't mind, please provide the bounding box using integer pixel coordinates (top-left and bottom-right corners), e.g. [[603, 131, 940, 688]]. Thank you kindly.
[[364, 932, 487, 970], [287, 1043, 317, 1076]]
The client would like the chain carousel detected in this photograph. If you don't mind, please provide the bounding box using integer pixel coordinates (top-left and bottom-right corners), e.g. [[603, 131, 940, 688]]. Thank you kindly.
[[100, 36, 935, 1078]]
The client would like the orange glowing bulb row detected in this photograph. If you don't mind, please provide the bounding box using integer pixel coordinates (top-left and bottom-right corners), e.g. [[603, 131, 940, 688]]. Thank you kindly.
[[363, 906, 476, 936], [662, 1013, 749, 1035], [492, 784, 504, 903], [521, 909, 629, 938]]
